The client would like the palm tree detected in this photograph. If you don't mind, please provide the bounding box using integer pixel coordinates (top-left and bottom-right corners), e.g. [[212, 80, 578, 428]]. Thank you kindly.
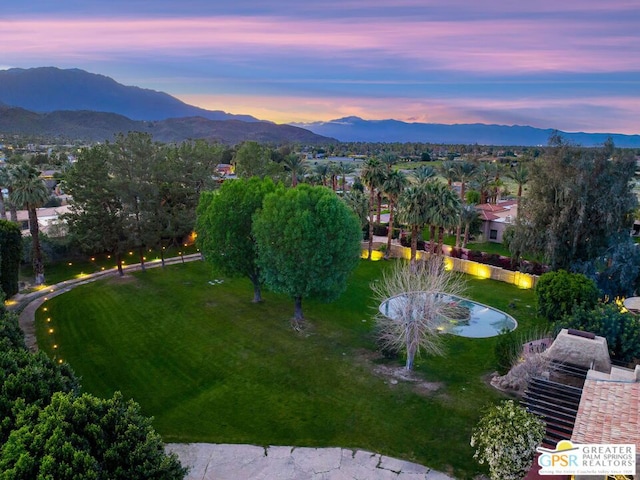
[[453, 161, 477, 202], [397, 184, 431, 268], [361, 158, 386, 259], [472, 162, 499, 204], [283, 153, 307, 187], [431, 183, 462, 255], [379, 153, 398, 172], [438, 160, 458, 187], [328, 161, 339, 191], [314, 163, 330, 187], [381, 170, 408, 258], [460, 204, 479, 248], [412, 165, 437, 186], [507, 163, 529, 214], [10, 163, 51, 285], [337, 162, 355, 193]]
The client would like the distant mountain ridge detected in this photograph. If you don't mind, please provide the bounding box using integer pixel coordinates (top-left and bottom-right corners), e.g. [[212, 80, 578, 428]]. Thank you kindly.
[[292, 116, 640, 147], [0, 67, 259, 122], [0, 105, 333, 145], [1, 67, 639, 147]]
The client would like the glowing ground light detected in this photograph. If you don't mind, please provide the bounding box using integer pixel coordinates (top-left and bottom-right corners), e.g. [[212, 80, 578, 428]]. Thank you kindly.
[[46, 318, 51, 322], [68, 262, 73, 266], [58, 359, 63, 364], [53, 344, 58, 349], [48, 328, 54, 334]]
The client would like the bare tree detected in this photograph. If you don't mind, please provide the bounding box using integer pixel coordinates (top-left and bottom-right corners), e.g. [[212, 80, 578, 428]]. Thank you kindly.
[[371, 258, 467, 370]]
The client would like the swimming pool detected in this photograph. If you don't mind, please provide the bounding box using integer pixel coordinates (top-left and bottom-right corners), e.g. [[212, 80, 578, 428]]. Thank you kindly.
[[378, 293, 517, 338]]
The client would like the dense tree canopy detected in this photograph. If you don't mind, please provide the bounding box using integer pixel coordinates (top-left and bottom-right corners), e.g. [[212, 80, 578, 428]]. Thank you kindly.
[[0, 303, 184, 479], [253, 184, 362, 325], [558, 304, 640, 365], [65, 133, 223, 273], [510, 138, 637, 270], [0, 391, 186, 480], [535, 270, 600, 322], [0, 220, 22, 297], [196, 177, 280, 302]]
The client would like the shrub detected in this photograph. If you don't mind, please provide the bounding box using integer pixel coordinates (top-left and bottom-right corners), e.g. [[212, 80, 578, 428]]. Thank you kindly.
[[557, 303, 640, 366], [467, 250, 483, 262], [494, 330, 520, 375], [471, 400, 546, 480], [372, 223, 389, 236], [535, 270, 600, 322], [482, 253, 501, 267]]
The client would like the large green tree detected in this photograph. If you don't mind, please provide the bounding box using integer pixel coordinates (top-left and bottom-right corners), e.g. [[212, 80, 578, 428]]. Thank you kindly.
[[196, 177, 280, 302], [510, 138, 637, 270], [9, 163, 50, 285], [234, 141, 283, 179], [0, 391, 186, 480], [65, 145, 130, 276], [253, 184, 362, 326]]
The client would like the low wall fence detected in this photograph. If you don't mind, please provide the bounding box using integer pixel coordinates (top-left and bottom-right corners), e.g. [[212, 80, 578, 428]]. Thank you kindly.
[[361, 242, 538, 289]]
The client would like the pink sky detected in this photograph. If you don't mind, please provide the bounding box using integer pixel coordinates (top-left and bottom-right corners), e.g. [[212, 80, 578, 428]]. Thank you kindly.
[[2, 1, 639, 133]]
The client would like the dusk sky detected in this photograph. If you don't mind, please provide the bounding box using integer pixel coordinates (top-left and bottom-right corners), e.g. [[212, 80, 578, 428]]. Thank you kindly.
[[2, 1, 640, 134]]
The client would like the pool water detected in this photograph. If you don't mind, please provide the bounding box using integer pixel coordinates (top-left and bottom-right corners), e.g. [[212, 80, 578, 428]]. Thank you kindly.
[[379, 293, 517, 338]]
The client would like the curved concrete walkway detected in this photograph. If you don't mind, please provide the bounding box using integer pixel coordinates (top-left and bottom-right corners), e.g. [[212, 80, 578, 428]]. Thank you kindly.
[[165, 444, 455, 480], [11, 256, 457, 480]]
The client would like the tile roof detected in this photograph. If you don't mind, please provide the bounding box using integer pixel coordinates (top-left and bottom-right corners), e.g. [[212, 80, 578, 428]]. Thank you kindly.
[[571, 379, 640, 448]]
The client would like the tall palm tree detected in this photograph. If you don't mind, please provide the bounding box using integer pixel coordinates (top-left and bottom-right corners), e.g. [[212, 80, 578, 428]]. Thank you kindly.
[[431, 183, 462, 255], [472, 162, 499, 204], [507, 163, 529, 214], [453, 161, 477, 202], [10, 163, 51, 285], [379, 153, 398, 172], [328, 161, 339, 191], [459, 204, 479, 248], [397, 184, 431, 268], [412, 165, 437, 186], [438, 160, 458, 187], [337, 162, 355, 193], [361, 158, 386, 259], [283, 153, 307, 187], [314, 163, 330, 187], [381, 170, 408, 258]]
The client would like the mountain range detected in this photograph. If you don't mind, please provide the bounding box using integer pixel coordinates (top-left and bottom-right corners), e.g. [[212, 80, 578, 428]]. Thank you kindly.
[[1, 67, 639, 147], [293, 117, 640, 148]]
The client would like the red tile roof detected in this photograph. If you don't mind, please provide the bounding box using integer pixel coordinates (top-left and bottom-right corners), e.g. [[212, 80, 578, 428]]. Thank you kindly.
[[571, 379, 640, 448]]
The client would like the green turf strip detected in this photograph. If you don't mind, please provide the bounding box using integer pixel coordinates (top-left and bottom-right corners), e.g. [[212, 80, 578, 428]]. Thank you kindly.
[[36, 259, 540, 479]]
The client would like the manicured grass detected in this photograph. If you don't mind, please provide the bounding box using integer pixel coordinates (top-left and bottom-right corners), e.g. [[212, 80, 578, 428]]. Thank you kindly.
[[36, 260, 541, 479], [20, 244, 200, 286]]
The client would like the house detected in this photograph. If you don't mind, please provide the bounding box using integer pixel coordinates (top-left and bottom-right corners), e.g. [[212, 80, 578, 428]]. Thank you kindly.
[[16, 204, 72, 237], [475, 199, 518, 243], [216, 163, 234, 176]]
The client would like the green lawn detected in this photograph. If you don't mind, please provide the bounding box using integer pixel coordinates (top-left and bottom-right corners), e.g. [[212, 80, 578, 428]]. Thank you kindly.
[[35, 259, 540, 479], [20, 244, 200, 286]]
